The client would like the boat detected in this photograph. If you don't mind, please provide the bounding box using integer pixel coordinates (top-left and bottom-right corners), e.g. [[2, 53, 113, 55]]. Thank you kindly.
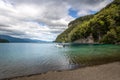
[[56, 44, 64, 48], [56, 43, 65, 48]]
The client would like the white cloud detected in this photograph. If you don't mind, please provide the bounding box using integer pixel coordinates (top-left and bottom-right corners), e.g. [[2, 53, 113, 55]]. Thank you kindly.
[[0, 0, 113, 41]]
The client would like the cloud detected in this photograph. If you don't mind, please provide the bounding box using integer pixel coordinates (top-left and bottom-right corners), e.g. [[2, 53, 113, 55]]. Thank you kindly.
[[0, 0, 113, 41], [66, 0, 113, 16]]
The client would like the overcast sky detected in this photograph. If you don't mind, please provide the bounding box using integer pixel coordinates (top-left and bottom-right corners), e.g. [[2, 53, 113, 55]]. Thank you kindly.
[[0, 0, 113, 41]]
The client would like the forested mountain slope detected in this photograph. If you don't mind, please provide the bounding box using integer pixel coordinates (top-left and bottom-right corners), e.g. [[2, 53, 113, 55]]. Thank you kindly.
[[55, 0, 120, 44]]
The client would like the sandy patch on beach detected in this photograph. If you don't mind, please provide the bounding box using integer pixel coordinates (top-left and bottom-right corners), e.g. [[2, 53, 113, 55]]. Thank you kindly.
[[11, 62, 120, 80]]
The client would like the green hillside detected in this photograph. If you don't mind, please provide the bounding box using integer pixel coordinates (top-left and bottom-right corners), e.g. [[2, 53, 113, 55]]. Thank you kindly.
[[55, 0, 120, 44], [56, 15, 94, 42]]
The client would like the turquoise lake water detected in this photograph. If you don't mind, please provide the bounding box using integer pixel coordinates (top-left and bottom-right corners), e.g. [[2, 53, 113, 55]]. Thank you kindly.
[[0, 43, 120, 79]]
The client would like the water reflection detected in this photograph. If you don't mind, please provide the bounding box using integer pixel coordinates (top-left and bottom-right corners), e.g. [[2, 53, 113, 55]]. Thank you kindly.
[[64, 44, 120, 66]]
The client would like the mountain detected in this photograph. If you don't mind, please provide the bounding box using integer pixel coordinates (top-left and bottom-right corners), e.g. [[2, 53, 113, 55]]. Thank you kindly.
[[0, 38, 9, 43], [55, 0, 120, 44], [56, 15, 94, 43], [0, 35, 46, 43]]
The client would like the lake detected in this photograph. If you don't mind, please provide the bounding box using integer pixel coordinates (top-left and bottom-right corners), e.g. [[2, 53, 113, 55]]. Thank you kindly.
[[0, 43, 120, 79]]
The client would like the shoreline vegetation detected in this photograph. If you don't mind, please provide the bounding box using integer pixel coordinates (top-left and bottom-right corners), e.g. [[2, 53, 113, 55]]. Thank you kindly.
[[3, 61, 120, 80], [55, 0, 120, 44]]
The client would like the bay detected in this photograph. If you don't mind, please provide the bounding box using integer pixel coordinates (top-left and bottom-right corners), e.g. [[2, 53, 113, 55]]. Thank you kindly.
[[0, 43, 120, 79]]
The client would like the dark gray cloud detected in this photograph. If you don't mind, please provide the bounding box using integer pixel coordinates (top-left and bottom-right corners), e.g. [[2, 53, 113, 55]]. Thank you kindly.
[[0, 24, 10, 27], [0, 27, 26, 35]]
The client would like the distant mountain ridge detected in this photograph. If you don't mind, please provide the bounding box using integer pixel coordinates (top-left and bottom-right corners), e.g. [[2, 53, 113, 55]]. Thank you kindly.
[[55, 0, 120, 44], [0, 38, 9, 43], [0, 35, 46, 43]]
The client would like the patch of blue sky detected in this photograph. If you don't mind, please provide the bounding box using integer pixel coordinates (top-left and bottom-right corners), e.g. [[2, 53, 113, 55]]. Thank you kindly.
[[68, 8, 78, 18]]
